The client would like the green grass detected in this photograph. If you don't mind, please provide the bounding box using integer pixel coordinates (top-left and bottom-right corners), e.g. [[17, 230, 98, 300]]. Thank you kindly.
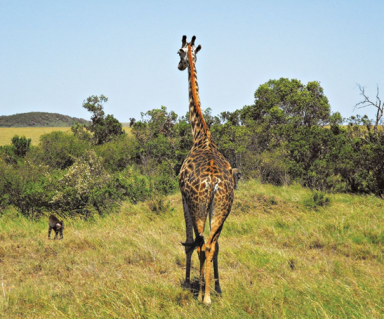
[[0, 180, 383, 318]]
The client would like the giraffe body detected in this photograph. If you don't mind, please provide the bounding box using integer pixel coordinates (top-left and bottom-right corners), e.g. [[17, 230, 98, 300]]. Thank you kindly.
[[177, 35, 234, 305]]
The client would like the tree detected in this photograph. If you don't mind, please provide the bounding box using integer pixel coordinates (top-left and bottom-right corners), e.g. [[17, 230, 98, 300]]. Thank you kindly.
[[11, 135, 31, 157], [129, 118, 136, 127], [202, 107, 220, 128], [132, 106, 179, 175], [35, 131, 89, 169], [355, 84, 383, 134], [220, 110, 241, 126], [75, 95, 125, 145], [241, 78, 331, 127], [139, 105, 178, 138]]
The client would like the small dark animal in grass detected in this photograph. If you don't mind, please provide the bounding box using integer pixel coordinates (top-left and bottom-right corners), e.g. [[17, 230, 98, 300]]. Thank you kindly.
[[233, 168, 242, 190], [48, 215, 64, 240]]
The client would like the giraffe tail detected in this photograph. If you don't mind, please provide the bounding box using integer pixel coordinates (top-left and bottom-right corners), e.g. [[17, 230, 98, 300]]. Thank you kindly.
[[181, 233, 204, 252], [180, 180, 218, 252]]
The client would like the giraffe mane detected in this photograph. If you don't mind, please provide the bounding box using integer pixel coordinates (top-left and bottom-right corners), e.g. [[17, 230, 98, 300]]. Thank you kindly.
[[187, 44, 210, 139]]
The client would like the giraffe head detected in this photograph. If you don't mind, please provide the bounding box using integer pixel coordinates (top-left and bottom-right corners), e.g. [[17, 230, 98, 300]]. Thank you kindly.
[[178, 35, 202, 71]]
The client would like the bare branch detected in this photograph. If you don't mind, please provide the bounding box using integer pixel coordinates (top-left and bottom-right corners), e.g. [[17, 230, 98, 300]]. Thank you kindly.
[[355, 84, 380, 110], [355, 83, 384, 134]]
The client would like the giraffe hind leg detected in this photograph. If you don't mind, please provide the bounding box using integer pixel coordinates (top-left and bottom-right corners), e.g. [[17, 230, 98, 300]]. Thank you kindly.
[[197, 239, 206, 302], [206, 184, 222, 295], [213, 241, 222, 295], [203, 214, 226, 305]]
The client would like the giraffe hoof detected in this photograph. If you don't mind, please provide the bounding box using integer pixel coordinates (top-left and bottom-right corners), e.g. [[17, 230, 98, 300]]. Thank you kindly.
[[203, 296, 212, 306], [215, 285, 222, 295]]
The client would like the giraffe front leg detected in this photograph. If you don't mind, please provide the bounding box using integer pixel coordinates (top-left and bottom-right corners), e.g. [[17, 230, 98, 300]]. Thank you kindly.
[[181, 196, 194, 288], [185, 248, 193, 289]]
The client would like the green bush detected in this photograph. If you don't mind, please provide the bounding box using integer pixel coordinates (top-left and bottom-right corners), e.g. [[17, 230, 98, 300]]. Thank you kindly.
[[50, 150, 123, 216], [0, 159, 57, 216], [117, 168, 153, 204], [304, 192, 331, 210], [0, 135, 32, 164], [32, 131, 90, 169], [2, 79, 384, 217], [257, 148, 292, 186], [12, 135, 31, 157], [153, 173, 178, 196], [95, 135, 138, 172], [0, 145, 18, 165]]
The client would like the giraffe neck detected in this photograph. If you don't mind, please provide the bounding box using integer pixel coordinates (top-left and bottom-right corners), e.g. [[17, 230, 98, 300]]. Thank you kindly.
[[187, 45, 211, 142]]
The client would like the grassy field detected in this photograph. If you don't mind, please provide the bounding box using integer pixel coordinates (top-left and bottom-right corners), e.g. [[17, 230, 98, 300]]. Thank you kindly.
[[0, 127, 132, 146], [0, 180, 383, 318], [0, 127, 72, 146]]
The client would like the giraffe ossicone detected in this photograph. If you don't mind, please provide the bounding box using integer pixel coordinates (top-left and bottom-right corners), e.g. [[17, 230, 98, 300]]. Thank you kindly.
[[177, 35, 235, 305]]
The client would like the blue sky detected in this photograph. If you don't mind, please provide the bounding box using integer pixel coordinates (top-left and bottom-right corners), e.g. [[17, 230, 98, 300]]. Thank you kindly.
[[0, 0, 383, 122]]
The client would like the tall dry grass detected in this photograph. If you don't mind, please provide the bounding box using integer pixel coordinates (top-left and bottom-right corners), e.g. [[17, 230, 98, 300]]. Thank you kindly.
[[0, 126, 132, 146], [0, 127, 72, 146], [0, 180, 383, 318]]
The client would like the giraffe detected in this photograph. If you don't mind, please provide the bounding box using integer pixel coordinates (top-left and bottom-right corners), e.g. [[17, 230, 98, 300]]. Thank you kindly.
[[177, 35, 235, 305]]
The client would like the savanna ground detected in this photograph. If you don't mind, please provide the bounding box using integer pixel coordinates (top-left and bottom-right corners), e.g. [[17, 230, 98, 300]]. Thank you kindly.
[[0, 127, 72, 146], [1, 180, 383, 318], [0, 126, 132, 146]]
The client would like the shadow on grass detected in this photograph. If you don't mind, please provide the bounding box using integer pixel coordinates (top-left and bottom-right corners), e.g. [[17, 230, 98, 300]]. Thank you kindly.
[[181, 277, 223, 302], [181, 278, 202, 299]]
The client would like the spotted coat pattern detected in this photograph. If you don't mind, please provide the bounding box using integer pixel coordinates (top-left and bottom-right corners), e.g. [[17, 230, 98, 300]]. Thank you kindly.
[[177, 35, 235, 305]]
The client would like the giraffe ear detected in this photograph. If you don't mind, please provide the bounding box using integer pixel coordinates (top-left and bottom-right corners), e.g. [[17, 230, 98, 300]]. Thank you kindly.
[[182, 35, 187, 46], [195, 45, 202, 54]]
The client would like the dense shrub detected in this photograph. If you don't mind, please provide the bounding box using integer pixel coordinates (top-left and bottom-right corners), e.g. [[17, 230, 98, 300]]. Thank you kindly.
[[0, 145, 18, 165], [0, 135, 32, 165], [95, 135, 139, 172], [336, 130, 384, 195], [153, 172, 179, 196], [11, 135, 31, 157], [304, 192, 331, 210], [257, 148, 292, 185], [0, 159, 57, 216], [51, 150, 124, 216], [32, 131, 90, 169], [2, 80, 384, 216], [116, 168, 153, 204]]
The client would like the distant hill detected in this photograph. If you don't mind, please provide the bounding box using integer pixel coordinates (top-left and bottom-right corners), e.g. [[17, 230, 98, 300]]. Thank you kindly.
[[0, 112, 89, 127]]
